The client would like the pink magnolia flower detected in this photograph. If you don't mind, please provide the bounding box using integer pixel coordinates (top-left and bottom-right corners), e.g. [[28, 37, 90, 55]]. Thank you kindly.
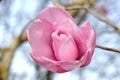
[[99, 4, 108, 14], [27, 7, 96, 73]]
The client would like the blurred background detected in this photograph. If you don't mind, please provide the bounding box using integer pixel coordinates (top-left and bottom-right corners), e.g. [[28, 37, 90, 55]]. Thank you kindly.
[[0, 0, 120, 80]]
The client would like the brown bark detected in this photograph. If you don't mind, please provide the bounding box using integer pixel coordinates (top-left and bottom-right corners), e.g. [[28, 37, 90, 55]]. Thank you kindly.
[[0, 30, 27, 80]]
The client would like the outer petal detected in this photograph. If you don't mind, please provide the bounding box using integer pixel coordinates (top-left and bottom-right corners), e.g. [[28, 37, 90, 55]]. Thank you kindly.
[[79, 21, 96, 66], [30, 51, 66, 73], [30, 49, 91, 73], [30, 51, 87, 73], [27, 19, 56, 60], [37, 7, 75, 24], [57, 49, 92, 71]]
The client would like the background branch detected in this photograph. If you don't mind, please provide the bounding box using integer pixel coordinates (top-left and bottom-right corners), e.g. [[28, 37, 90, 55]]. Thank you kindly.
[[46, 71, 53, 80], [0, 28, 27, 80], [85, 7, 120, 33], [65, 5, 120, 33], [96, 45, 120, 54]]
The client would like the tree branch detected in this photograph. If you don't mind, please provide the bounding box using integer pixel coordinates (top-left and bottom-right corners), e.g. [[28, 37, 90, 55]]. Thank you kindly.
[[52, 0, 64, 9], [0, 28, 27, 80], [46, 71, 53, 80], [52, 0, 84, 17], [96, 45, 120, 54], [85, 7, 120, 33], [65, 5, 120, 33]]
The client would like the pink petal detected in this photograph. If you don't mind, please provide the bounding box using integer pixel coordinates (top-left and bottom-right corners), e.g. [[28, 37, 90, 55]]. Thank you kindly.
[[37, 7, 75, 24], [57, 49, 92, 71], [27, 7, 96, 72], [30, 51, 67, 73], [37, 7, 87, 59], [79, 21, 96, 66], [30, 51, 85, 72], [53, 18, 87, 59], [52, 32, 78, 61], [27, 19, 56, 60], [30, 49, 91, 72], [58, 50, 89, 71], [99, 5, 108, 14]]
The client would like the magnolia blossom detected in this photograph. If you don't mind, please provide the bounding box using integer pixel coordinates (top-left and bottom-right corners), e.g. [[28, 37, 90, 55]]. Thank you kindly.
[[99, 4, 108, 14], [27, 7, 96, 73]]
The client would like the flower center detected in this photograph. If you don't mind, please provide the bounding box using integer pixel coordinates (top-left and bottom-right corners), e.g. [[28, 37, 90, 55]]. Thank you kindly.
[[51, 30, 78, 61]]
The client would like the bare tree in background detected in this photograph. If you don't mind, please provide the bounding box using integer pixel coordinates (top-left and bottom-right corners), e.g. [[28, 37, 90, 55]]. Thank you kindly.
[[0, 0, 120, 80]]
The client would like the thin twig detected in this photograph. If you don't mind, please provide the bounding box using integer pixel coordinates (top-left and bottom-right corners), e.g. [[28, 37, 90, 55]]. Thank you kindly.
[[85, 7, 120, 32], [46, 71, 53, 80], [52, 0, 64, 9], [65, 5, 120, 33], [65, 5, 87, 10], [76, 10, 87, 25], [96, 45, 120, 54], [52, 0, 80, 17], [87, 0, 108, 18]]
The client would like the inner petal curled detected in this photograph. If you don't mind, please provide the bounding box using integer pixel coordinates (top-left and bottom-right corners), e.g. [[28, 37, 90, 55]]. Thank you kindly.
[[52, 31, 78, 61]]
